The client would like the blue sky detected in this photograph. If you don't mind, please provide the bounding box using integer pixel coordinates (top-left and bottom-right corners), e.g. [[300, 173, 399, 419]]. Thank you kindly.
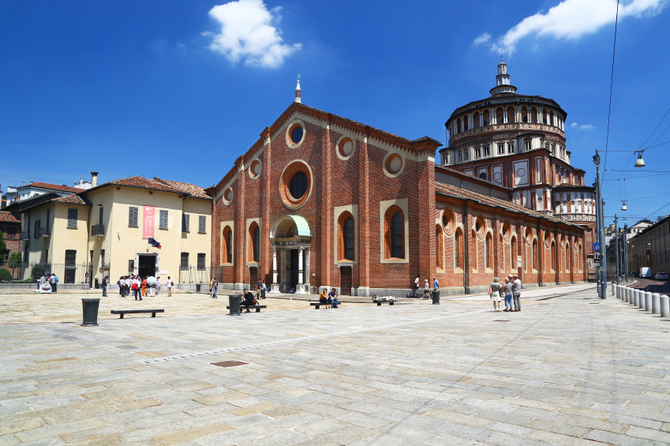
[[1, 0, 668, 228]]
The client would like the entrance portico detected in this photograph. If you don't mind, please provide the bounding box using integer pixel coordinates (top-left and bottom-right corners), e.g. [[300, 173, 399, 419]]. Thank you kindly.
[[269, 215, 311, 294]]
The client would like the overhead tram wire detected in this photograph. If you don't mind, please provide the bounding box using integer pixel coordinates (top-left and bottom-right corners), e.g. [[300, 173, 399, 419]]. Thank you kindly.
[[602, 0, 621, 178], [636, 106, 670, 151]]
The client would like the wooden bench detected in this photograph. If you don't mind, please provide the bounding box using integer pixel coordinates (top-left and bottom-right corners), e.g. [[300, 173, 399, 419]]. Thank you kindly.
[[226, 305, 267, 313], [310, 302, 341, 309], [111, 309, 164, 319]]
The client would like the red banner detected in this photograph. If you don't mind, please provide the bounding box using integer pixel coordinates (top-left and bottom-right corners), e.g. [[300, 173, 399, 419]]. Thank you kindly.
[[143, 206, 155, 239]]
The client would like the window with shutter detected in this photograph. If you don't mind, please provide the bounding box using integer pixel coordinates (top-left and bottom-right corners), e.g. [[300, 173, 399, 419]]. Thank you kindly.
[[67, 209, 78, 229], [197, 253, 206, 270], [182, 214, 190, 233], [198, 215, 206, 234], [180, 253, 189, 269], [159, 210, 168, 229], [129, 207, 138, 227]]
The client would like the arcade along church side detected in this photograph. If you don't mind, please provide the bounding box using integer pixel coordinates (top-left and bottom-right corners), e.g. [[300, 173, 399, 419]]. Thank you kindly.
[[208, 60, 594, 297]]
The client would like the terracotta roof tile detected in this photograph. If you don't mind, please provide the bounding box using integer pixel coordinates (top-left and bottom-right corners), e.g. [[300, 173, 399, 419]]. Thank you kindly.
[[435, 182, 581, 227], [107, 176, 184, 194], [52, 194, 88, 205], [0, 211, 20, 223], [17, 182, 82, 193], [153, 178, 212, 200]]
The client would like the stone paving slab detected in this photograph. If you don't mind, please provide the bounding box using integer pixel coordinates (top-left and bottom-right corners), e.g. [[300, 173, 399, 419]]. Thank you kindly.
[[2, 284, 670, 444]]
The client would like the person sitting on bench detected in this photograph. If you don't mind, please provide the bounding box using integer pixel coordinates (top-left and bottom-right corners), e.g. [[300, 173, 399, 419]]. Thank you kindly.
[[328, 288, 339, 308], [242, 289, 256, 307], [319, 288, 330, 308]]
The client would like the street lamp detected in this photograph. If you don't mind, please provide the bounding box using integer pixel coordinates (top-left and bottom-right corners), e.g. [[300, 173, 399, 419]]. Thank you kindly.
[[621, 201, 628, 211], [593, 150, 607, 298], [635, 149, 646, 168]]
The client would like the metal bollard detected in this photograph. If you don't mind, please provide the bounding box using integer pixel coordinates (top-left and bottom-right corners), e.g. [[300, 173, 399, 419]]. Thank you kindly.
[[636, 290, 642, 308], [652, 293, 660, 314], [625, 287, 630, 303], [645, 292, 652, 312], [611, 283, 616, 296], [661, 295, 670, 318]]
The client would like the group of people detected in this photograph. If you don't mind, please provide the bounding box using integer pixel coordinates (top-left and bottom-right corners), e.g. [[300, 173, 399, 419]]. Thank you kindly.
[[116, 275, 175, 299], [318, 288, 340, 308], [37, 273, 58, 293], [414, 275, 439, 299], [489, 274, 522, 312]]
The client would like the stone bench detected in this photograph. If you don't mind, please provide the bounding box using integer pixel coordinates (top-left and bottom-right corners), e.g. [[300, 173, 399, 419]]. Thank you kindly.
[[111, 309, 164, 319], [310, 302, 340, 309], [226, 305, 267, 313]]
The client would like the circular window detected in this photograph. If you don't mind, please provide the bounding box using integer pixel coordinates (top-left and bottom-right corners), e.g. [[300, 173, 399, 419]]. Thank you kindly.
[[289, 171, 307, 200], [279, 161, 313, 209], [475, 216, 486, 239], [383, 152, 405, 178], [442, 208, 456, 236], [479, 173, 487, 180], [286, 121, 306, 148], [337, 137, 355, 160], [249, 160, 262, 179], [222, 187, 233, 205]]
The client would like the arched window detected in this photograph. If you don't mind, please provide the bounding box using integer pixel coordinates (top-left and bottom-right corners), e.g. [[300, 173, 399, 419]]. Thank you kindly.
[[338, 214, 355, 261], [436, 225, 444, 269], [454, 228, 463, 268], [566, 243, 571, 272], [522, 106, 528, 123], [249, 222, 260, 263], [532, 239, 538, 271], [474, 112, 480, 128], [463, 115, 469, 131], [579, 244, 583, 270], [551, 242, 556, 271], [222, 226, 232, 264], [507, 106, 515, 123], [511, 236, 517, 271], [531, 107, 538, 123], [384, 206, 405, 260], [485, 233, 492, 269], [496, 108, 504, 124], [483, 110, 490, 126], [472, 230, 478, 271]]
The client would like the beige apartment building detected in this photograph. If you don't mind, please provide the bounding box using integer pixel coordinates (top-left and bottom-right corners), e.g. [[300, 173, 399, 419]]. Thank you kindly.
[[19, 174, 213, 288]]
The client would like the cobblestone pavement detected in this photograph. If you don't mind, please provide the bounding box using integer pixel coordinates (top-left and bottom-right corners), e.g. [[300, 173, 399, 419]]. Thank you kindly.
[[2, 284, 670, 445]]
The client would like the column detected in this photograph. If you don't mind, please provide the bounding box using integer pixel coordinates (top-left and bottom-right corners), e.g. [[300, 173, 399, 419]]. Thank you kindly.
[[296, 247, 307, 294], [270, 247, 279, 293]]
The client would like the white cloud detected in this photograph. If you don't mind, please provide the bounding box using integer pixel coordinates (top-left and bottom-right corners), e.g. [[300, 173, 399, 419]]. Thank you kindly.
[[476, 0, 668, 54], [570, 122, 596, 129], [473, 33, 491, 46], [204, 0, 302, 68]]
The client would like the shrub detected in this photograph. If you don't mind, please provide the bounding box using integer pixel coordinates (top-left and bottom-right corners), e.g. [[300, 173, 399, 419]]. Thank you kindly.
[[31, 265, 46, 282], [0, 269, 12, 282]]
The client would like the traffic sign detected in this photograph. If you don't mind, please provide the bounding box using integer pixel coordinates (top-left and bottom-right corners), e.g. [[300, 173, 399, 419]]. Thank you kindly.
[[593, 242, 600, 252], [593, 252, 600, 260], [517, 255, 523, 268]]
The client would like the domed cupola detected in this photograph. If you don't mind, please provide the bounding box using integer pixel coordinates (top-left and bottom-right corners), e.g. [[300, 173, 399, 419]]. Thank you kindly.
[[490, 55, 517, 96]]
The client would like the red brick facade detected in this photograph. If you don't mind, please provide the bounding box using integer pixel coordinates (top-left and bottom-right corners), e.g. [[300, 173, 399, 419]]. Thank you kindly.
[[208, 100, 587, 297]]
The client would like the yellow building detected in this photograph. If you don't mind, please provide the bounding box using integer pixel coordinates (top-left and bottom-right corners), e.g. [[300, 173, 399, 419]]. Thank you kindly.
[[19, 174, 213, 289]]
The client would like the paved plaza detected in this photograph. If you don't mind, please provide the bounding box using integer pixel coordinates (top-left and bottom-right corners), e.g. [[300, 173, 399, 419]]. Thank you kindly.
[[1, 284, 670, 445]]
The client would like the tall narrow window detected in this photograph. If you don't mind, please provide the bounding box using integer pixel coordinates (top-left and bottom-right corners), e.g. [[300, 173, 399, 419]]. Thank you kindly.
[[67, 209, 78, 229], [436, 225, 443, 269], [197, 253, 206, 270], [455, 228, 463, 268], [159, 210, 168, 229], [391, 212, 403, 258], [98, 207, 104, 225], [180, 253, 189, 269], [566, 243, 571, 272], [579, 244, 583, 270], [198, 215, 206, 234], [182, 214, 190, 232], [222, 226, 233, 264], [45, 209, 50, 234], [533, 240, 538, 270], [511, 237, 517, 271], [485, 234, 492, 269], [343, 217, 355, 261], [551, 242, 556, 271], [129, 207, 139, 227], [249, 222, 260, 263]]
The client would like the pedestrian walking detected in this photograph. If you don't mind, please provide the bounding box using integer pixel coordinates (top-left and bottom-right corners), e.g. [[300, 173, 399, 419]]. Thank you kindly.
[[166, 276, 173, 297], [156, 276, 161, 295], [512, 274, 522, 312], [141, 277, 147, 297], [102, 276, 108, 297], [50, 274, 57, 293], [422, 279, 431, 299], [211, 279, 218, 299], [502, 277, 513, 312], [414, 275, 420, 298], [489, 277, 501, 312]]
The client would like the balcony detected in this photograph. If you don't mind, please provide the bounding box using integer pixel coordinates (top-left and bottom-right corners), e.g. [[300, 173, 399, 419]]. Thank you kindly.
[[91, 224, 105, 237], [37, 227, 51, 238], [99, 262, 110, 272]]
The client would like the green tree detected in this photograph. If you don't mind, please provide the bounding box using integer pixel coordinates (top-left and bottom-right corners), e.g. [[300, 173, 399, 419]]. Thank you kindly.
[[0, 232, 6, 261], [31, 264, 46, 282], [0, 269, 11, 281], [8, 252, 22, 280]]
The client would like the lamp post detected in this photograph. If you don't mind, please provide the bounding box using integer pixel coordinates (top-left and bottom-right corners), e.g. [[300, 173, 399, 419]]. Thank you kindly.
[[614, 215, 619, 285], [594, 150, 607, 298]]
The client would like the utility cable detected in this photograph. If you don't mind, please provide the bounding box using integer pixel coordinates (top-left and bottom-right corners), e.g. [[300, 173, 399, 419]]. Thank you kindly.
[[602, 0, 620, 178]]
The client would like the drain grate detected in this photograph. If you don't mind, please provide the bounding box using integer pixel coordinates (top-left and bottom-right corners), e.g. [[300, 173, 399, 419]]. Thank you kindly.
[[494, 320, 510, 322], [211, 360, 248, 368], [60, 321, 75, 324]]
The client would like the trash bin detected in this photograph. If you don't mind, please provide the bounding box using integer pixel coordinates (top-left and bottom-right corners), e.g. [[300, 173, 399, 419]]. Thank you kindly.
[[81, 298, 101, 326], [228, 294, 242, 316], [196, 284, 201, 293], [432, 290, 440, 305], [94, 278, 99, 289]]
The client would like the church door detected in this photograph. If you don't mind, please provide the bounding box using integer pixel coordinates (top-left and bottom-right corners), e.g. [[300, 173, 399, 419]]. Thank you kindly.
[[340, 266, 352, 295]]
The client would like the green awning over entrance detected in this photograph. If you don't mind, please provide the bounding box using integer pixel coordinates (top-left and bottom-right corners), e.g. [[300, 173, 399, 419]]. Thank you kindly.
[[271, 215, 312, 238]]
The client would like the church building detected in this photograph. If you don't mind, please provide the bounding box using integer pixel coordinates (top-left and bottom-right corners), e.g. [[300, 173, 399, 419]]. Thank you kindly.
[[208, 62, 591, 296]]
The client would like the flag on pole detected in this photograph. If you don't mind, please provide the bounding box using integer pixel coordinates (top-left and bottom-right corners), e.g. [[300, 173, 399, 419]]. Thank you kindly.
[[148, 237, 162, 249]]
